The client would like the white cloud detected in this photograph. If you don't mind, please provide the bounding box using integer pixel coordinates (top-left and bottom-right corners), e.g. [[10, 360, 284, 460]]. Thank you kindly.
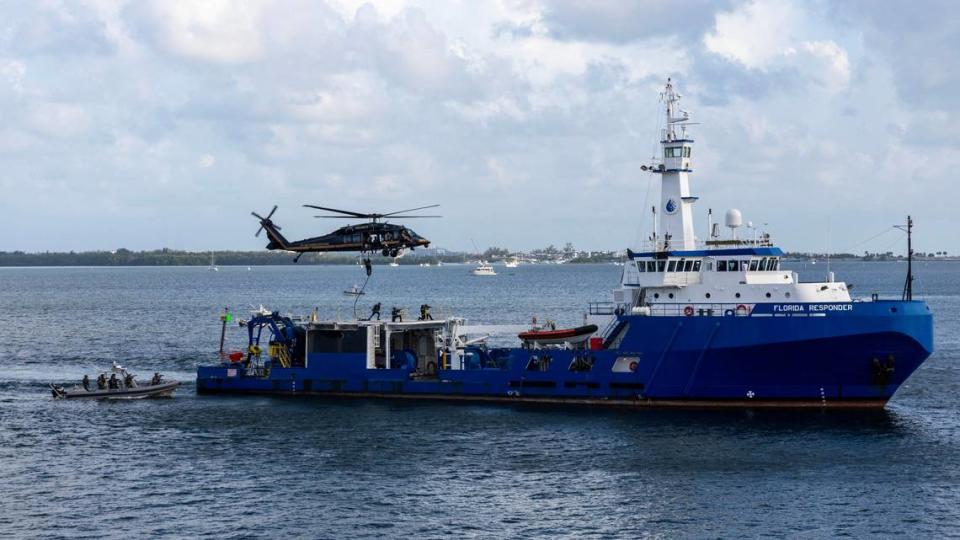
[[144, 1, 266, 63], [27, 102, 91, 138], [704, 0, 850, 91]]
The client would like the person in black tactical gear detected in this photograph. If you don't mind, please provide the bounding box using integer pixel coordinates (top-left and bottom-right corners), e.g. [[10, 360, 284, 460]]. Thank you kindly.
[[369, 302, 382, 321], [391, 307, 403, 322], [82, 374, 90, 391], [418, 304, 433, 321]]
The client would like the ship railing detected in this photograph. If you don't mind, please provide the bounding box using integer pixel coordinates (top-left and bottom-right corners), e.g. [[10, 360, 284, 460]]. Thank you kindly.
[[645, 303, 753, 317], [588, 301, 618, 315]]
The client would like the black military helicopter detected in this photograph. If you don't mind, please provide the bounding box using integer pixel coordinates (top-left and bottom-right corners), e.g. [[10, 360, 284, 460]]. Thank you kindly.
[[251, 204, 439, 262]]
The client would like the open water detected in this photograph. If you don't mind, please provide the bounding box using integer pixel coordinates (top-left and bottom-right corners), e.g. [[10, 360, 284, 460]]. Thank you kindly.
[[1, 261, 958, 538]]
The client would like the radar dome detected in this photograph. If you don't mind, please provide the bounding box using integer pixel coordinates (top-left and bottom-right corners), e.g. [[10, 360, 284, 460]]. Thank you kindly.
[[725, 209, 742, 228]]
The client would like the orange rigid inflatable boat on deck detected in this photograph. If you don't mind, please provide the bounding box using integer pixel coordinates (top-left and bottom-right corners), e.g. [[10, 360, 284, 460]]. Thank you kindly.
[[518, 324, 598, 346]]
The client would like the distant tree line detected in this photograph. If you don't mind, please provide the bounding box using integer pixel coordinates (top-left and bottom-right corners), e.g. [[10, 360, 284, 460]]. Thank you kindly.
[[0, 249, 355, 266]]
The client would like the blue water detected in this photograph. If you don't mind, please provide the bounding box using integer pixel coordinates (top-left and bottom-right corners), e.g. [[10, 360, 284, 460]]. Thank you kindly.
[[1, 261, 958, 537]]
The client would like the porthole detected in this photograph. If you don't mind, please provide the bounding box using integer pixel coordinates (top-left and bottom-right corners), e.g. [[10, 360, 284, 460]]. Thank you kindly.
[[765, 292, 771, 298], [705, 293, 711, 299], [654, 293, 660, 299], [785, 292, 791, 298], [668, 293, 674, 299], [735, 292, 741, 299]]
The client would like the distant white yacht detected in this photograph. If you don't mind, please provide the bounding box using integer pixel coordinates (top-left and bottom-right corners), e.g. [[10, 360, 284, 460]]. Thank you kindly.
[[504, 258, 519, 268], [472, 262, 497, 276]]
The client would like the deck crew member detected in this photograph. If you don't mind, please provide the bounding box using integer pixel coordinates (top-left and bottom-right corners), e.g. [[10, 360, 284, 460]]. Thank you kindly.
[[369, 302, 382, 321], [97, 374, 107, 390], [391, 307, 403, 322], [418, 304, 433, 321]]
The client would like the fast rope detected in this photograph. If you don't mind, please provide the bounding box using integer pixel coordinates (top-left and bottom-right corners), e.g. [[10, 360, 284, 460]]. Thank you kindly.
[[353, 257, 372, 319]]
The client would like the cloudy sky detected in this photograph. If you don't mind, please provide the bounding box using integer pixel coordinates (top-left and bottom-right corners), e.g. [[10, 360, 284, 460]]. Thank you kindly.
[[2, 0, 956, 254]]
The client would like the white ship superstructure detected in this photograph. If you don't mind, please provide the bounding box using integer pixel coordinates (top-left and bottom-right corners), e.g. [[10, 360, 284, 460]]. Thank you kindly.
[[614, 79, 850, 316]]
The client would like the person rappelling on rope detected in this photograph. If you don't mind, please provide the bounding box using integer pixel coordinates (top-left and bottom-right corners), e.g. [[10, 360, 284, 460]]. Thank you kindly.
[[418, 304, 433, 321], [363, 257, 372, 277]]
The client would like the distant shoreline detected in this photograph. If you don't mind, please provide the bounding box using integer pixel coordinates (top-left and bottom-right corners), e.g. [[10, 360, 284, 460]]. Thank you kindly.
[[0, 249, 955, 267]]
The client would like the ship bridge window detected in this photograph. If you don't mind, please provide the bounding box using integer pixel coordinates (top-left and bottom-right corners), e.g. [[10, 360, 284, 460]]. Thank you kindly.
[[693, 260, 702, 271], [750, 259, 759, 271], [727, 260, 739, 271], [667, 260, 677, 272], [683, 260, 694, 272], [657, 260, 666, 272], [758, 258, 768, 271], [637, 261, 645, 273], [647, 261, 657, 272], [717, 260, 727, 272], [664, 147, 691, 158], [769, 258, 779, 271]]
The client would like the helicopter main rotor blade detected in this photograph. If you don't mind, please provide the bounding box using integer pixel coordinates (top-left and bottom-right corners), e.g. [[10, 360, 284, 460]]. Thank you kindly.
[[313, 216, 365, 219], [382, 204, 439, 217], [380, 215, 442, 218], [302, 204, 370, 218]]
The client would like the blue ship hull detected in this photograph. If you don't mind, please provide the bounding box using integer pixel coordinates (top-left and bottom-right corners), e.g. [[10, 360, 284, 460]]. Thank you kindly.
[[196, 300, 933, 408]]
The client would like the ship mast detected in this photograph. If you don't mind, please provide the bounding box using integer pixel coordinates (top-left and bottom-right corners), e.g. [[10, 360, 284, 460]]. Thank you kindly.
[[897, 216, 914, 301], [655, 78, 696, 251]]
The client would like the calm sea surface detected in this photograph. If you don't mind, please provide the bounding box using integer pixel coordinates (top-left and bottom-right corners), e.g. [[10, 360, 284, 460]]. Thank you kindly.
[[1, 261, 958, 538]]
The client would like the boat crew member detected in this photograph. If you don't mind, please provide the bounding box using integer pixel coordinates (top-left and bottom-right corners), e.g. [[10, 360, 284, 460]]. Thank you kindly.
[[124, 373, 136, 388], [418, 304, 433, 321], [108, 373, 119, 389], [391, 307, 404, 322], [97, 374, 106, 390], [369, 302, 382, 321], [82, 374, 90, 391], [152, 372, 163, 385]]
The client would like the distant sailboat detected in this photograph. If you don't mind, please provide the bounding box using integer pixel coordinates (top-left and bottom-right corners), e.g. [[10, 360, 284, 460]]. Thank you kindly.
[[208, 252, 219, 272]]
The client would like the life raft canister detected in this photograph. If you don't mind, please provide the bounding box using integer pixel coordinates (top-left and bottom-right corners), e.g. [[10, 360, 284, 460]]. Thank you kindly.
[[683, 305, 695, 317], [629, 361, 638, 372]]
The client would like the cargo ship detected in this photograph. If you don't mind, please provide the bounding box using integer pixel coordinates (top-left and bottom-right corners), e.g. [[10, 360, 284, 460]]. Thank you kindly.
[[196, 80, 933, 408]]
